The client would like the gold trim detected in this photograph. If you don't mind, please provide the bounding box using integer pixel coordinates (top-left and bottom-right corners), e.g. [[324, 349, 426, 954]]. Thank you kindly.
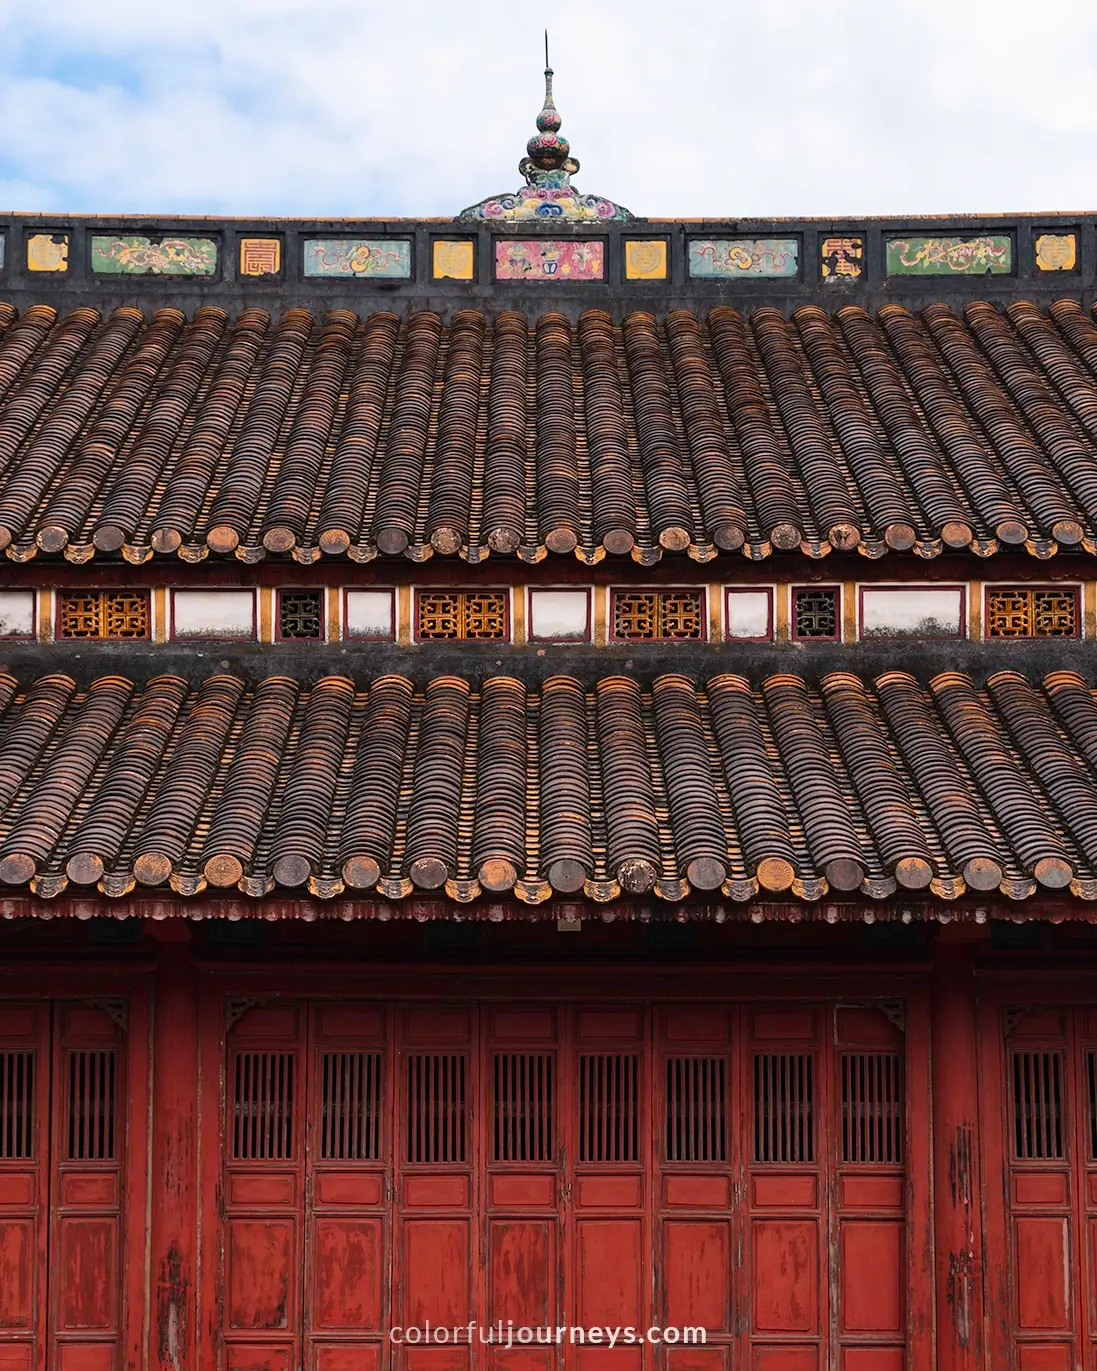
[[397, 585, 412, 645], [511, 587, 525, 646], [258, 587, 273, 643], [774, 585, 790, 643], [1085, 582, 1096, 640], [841, 583, 856, 642], [968, 581, 981, 641], [37, 590, 51, 642], [708, 582, 722, 640], [152, 586, 167, 643]]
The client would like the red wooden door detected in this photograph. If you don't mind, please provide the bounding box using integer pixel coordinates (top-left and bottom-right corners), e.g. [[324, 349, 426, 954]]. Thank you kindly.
[[982, 1000, 1097, 1371], [217, 993, 923, 1371], [0, 1000, 132, 1371]]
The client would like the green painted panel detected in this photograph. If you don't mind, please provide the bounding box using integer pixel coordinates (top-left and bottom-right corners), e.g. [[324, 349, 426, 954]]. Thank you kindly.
[[886, 235, 1011, 276], [91, 236, 218, 276]]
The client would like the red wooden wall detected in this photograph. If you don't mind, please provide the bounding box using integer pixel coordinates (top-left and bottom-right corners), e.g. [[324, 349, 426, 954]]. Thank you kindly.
[[6, 944, 1097, 1370]]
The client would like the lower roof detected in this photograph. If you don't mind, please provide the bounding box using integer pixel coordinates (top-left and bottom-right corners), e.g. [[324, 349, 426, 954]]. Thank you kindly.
[[0, 665, 1095, 913]]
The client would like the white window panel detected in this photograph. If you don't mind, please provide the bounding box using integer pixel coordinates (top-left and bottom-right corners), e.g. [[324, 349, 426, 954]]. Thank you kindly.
[[172, 590, 256, 640], [345, 590, 396, 640], [0, 591, 34, 638], [529, 589, 590, 641], [725, 589, 772, 640], [860, 587, 964, 639]]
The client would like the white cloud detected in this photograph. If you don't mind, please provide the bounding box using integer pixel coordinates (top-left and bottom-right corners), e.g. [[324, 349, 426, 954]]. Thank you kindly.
[[0, 0, 1093, 217]]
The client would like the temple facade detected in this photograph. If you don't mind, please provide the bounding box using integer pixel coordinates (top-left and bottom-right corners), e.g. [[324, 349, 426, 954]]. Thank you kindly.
[[1, 65, 1096, 1371]]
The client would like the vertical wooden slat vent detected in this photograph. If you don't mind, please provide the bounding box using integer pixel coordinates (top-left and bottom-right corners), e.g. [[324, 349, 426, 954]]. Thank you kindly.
[[754, 1053, 814, 1163], [1012, 1050, 1063, 1160], [321, 1052, 382, 1161], [67, 1049, 117, 1161], [494, 1054, 554, 1162], [579, 1054, 639, 1162], [232, 1052, 294, 1161], [407, 1054, 466, 1163], [665, 1057, 727, 1162], [841, 1053, 903, 1164], [0, 1052, 34, 1159]]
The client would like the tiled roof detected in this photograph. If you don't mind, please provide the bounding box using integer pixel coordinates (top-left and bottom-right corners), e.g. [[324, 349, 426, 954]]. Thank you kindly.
[[5, 300, 1097, 565], [1, 666, 1097, 910]]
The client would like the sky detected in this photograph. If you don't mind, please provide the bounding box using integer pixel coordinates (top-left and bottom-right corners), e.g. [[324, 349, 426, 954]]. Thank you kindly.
[[0, 0, 1094, 220]]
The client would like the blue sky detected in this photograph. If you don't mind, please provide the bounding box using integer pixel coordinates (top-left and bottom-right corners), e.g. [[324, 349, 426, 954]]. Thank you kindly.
[[0, 0, 1094, 219]]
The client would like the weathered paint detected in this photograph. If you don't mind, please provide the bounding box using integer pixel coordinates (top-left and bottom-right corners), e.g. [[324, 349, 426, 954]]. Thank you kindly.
[[303, 239, 412, 278], [91, 235, 218, 275], [931, 938, 984, 1371], [886, 235, 1012, 275], [688, 238, 799, 278], [494, 238, 604, 280]]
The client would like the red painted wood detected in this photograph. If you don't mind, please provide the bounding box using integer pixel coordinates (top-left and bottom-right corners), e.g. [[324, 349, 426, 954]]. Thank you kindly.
[[931, 941, 985, 1371], [199, 984, 933, 1371], [149, 936, 199, 1371]]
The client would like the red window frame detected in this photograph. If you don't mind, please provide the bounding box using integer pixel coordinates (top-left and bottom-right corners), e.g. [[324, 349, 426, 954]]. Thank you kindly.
[[982, 584, 1082, 640], [608, 586, 709, 644], [55, 589, 151, 642], [342, 588, 397, 642], [169, 588, 257, 642], [724, 587, 774, 643], [413, 589, 511, 644], [791, 585, 841, 643], [274, 588, 327, 644], [527, 588, 592, 643], [857, 584, 967, 642], [0, 588, 37, 642]]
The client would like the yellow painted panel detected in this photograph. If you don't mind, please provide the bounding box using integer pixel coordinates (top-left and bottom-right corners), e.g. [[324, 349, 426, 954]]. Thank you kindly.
[[625, 239, 667, 280], [433, 240, 475, 281], [27, 233, 68, 272], [1035, 233, 1076, 272], [239, 238, 281, 277]]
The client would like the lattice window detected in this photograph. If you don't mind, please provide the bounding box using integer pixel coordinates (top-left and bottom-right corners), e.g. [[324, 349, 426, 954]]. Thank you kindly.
[[67, 1049, 117, 1161], [793, 588, 839, 641], [407, 1054, 466, 1163], [416, 591, 508, 642], [232, 1052, 294, 1161], [666, 1057, 727, 1162], [612, 589, 704, 641], [986, 588, 1078, 639], [494, 1053, 554, 1162], [1012, 1050, 1063, 1159], [754, 1053, 815, 1162], [321, 1052, 382, 1161], [579, 1054, 639, 1162], [0, 1051, 34, 1159], [841, 1053, 903, 1164], [278, 590, 324, 641], [58, 591, 149, 640]]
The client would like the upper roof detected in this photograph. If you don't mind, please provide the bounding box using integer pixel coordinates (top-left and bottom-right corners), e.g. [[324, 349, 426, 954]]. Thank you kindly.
[[1, 295, 1097, 565], [1, 664, 1096, 915]]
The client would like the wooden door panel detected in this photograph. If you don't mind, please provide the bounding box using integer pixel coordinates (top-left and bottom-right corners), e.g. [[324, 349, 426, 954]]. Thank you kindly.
[[227, 1219, 295, 1330], [314, 1344, 382, 1371], [751, 1220, 819, 1333], [56, 1217, 117, 1329], [575, 1218, 644, 1326], [1014, 1216, 1072, 1330], [661, 1219, 732, 1332], [0, 1220, 34, 1329], [487, 1218, 555, 1325], [401, 1218, 472, 1326], [51, 1007, 128, 1371], [311, 1216, 384, 1330], [54, 1345, 116, 1371], [838, 1221, 902, 1333]]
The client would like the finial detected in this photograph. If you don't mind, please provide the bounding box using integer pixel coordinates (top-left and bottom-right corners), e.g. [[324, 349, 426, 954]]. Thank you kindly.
[[527, 33, 569, 168]]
